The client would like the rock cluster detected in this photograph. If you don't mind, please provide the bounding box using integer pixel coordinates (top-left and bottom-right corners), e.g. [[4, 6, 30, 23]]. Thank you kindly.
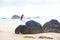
[[15, 19, 60, 34]]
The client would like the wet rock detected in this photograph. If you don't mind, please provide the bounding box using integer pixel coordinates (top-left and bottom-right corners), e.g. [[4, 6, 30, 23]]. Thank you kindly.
[[12, 15, 20, 19], [43, 19, 60, 33], [15, 25, 25, 34], [24, 20, 43, 34]]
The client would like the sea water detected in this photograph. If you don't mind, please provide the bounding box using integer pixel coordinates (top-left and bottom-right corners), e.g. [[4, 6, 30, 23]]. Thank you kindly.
[[0, 16, 60, 25]]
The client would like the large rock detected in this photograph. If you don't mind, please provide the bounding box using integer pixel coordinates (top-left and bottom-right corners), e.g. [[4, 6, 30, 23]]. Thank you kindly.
[[12, 15, 20, 19], [15, 25, 25, 34], [2, 18, 6, 19], [24, 20, 43, 34], [43, 19, 60, 33]]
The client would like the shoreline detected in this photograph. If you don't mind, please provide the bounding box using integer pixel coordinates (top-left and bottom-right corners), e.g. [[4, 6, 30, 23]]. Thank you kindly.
[[0, 24, 60, 40]]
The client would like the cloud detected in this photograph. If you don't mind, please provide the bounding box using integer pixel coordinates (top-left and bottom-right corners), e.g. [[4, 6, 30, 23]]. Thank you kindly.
[[16, 0, 45, 6], [0, 0, 60, 17], [0, 0, 16, 7], [0, 0, 60, 7]]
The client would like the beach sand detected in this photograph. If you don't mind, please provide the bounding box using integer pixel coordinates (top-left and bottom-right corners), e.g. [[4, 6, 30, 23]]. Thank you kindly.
[[0, 24, 60, 40]]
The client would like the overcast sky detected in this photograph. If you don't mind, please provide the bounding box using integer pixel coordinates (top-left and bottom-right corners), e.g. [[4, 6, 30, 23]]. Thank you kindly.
[[0, 0, 60, 18]]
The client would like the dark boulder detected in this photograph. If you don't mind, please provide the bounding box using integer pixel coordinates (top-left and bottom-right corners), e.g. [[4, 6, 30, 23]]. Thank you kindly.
[[15, 25, 25, 34], [24, 20, 43, 34], [43, 19, 60, 33]]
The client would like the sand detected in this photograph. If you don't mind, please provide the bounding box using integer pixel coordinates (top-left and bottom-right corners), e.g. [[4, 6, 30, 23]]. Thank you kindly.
[[0, 24, 60, 40]]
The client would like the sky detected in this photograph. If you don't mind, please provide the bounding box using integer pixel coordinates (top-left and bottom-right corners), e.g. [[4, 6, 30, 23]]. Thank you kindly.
[[0, 0, 60, 18]]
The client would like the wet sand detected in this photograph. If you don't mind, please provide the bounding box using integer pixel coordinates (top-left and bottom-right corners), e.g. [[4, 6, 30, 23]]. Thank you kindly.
[[0, 24, 60, 40]]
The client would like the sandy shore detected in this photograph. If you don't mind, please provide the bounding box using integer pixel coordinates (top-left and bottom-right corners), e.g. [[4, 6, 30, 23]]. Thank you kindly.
[[0, 24, 60, 40]]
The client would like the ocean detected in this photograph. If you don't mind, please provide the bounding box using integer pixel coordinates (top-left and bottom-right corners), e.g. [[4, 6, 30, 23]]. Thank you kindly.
[[0, 16, 60, 25]]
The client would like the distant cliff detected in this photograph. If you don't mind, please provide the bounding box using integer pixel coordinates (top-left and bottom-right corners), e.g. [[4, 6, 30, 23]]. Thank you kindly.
[[11, 15, 20, 19]]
